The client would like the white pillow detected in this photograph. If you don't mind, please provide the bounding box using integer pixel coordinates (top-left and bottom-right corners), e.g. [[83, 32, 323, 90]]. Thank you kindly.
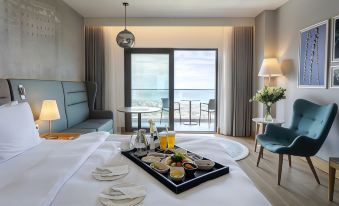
[[0, 101, 18, 108], [0, 102, 41, 163]]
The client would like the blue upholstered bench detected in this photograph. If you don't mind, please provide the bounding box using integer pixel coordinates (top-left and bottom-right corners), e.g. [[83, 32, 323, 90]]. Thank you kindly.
[[4, 79, 113, 134]]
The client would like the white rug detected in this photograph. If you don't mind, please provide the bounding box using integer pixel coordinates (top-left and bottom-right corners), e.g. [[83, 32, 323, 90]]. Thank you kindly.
[[175, 134, 250, 161], [215, 138, 250, 161]]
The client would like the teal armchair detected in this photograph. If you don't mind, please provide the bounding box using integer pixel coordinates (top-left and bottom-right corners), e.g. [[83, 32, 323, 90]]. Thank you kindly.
[[256, 99, 338, 185]]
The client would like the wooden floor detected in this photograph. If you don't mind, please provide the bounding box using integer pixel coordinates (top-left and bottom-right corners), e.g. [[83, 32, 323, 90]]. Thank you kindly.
[[223, 135, 339, 206]]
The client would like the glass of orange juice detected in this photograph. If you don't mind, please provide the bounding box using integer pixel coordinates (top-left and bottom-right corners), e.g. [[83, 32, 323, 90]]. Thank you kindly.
[[167, 131, 176, 150], [158, 132, 167, 150]]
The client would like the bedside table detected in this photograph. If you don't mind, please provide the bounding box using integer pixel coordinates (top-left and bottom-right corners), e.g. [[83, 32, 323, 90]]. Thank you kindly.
[[40, 133, 81, 140]]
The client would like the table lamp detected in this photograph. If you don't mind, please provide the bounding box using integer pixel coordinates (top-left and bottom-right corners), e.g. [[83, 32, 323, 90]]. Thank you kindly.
[[258, 58, 283, 86], [39, 100, 60, 135]]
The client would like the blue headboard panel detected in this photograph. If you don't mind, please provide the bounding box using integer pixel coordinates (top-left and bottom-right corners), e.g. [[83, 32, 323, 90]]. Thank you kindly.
[[8, 79, 68, 133], [62, 81, 90, 128]]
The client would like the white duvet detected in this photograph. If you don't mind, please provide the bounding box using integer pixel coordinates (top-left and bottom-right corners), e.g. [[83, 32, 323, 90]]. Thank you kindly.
[[0, 132, 270, 206]]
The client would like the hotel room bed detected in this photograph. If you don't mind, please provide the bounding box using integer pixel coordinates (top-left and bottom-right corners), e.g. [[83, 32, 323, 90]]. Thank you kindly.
[[0, 132, 270, 206]]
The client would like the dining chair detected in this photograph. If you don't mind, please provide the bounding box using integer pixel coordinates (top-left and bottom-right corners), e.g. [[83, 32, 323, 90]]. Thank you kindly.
[[199, 99, 216, 125], [160, 98, 181, 124], [256, 99, 338, 185]]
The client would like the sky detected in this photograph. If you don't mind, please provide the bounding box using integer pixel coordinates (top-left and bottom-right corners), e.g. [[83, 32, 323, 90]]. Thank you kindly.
[[131, 50, 216, 90]]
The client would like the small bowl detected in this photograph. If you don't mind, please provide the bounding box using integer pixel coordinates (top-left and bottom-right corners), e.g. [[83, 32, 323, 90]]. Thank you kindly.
[[195, 160, 215, 170], [150, 162, 170, 174], [182, 162, 197, 177], [169, 167, 185, 182]]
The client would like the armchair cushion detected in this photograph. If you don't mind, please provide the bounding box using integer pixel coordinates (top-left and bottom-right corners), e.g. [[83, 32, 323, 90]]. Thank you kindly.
[[256, 99, 338, 157]]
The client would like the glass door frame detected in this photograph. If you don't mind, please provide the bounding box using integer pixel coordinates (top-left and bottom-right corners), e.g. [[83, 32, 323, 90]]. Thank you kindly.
[[124, 48, 174, 132], [124, 48, 218, 133]]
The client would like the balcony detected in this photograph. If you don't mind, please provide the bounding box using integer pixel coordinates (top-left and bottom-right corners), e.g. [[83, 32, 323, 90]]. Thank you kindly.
[[131, 89, 215, 132]]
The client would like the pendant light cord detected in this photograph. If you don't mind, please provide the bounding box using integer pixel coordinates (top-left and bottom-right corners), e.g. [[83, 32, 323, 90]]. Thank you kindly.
[[123, 2, 128, 30]]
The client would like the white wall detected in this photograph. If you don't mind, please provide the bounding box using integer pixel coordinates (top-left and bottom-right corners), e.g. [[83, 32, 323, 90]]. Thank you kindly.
[[256, 0, 339, 160], [104, 26, 231, 129]]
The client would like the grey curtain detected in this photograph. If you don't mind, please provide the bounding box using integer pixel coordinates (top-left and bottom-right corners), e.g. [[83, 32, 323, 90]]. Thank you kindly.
[[85, 27, 105, 110], [230, 27, 253, 137]]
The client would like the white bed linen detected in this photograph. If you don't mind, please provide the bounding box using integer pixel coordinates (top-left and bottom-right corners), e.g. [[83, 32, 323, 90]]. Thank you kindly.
[[0, 133, 270, 206], [0, 132, 109, 206], [52, 134, 271, 206]]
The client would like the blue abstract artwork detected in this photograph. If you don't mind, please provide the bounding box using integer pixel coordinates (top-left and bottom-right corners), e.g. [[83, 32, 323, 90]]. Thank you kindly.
[[299, 21, 329, 88], [334, 17, 339, 61]]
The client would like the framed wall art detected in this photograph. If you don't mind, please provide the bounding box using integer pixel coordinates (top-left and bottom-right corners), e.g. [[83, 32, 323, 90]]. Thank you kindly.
[[330, 66, 339, 88], [298, 20, 329, 88], [332, 15, 339, 62]]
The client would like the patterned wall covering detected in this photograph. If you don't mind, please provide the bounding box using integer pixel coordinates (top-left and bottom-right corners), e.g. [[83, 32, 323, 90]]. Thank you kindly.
[[0, 0, 84, 81]]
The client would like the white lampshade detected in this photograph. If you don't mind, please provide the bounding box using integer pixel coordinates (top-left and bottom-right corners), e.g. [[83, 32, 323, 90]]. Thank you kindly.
[[258, 58, 283, 77], [39, 100, 60, 121]]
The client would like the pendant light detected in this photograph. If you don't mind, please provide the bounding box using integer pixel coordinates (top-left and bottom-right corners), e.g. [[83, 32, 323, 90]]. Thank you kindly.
[[116, 2, 135, 48]]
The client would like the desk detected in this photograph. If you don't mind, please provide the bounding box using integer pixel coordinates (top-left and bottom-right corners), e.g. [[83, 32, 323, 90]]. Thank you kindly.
[[40, 133, 80, 140], [117, 107, 161, 130]]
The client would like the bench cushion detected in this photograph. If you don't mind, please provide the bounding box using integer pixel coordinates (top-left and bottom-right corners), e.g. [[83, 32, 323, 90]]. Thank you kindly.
[[70, 119, 113, 132], [62, 128, 97, 134]]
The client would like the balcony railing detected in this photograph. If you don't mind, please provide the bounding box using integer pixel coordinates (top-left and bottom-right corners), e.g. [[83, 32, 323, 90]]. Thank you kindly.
[[131, 89, 215, 121]]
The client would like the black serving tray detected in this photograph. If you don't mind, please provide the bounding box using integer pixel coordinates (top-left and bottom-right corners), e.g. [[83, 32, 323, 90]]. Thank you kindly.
[[121, 146, 229, 194]]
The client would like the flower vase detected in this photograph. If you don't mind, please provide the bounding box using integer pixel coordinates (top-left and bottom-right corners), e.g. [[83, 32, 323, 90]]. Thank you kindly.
[[264, 105, 273, 122]]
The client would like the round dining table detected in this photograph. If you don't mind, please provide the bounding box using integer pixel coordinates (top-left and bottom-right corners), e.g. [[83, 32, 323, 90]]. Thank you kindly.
[[117, 107, 161, 130], [181, 99, 200, 125]]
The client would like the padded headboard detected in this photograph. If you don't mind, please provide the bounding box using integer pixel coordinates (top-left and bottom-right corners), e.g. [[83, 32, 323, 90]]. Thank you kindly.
[[0, 79, 11, 106], [62, 81, 90, 128], [7, 79, 68, 133]]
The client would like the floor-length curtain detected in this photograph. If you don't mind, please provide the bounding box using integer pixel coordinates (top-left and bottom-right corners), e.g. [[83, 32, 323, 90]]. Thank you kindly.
[[218, 27, 233, 135], [103, 27, 125, 132], [230, 27, 254, 137], [85, 27, 105, 110], [218, 27, 253, 137]]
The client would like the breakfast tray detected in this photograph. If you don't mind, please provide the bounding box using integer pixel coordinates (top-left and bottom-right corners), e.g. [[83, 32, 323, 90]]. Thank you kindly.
[[121, 146, 229, 194]]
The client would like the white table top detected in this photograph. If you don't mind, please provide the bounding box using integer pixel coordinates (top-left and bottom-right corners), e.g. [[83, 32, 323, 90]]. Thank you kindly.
[[252, 117, 284, 125], [117, 106, 161, 114], [181, 99, 200, 102]]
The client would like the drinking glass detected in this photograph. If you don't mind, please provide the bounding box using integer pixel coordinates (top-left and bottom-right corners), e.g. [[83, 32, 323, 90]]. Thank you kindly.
[[167, 131, 176, 150], [159, 132, 167, 150]]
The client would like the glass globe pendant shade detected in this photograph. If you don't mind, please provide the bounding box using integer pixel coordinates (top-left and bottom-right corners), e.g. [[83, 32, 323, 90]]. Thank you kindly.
[[116, 29, 135, 48]]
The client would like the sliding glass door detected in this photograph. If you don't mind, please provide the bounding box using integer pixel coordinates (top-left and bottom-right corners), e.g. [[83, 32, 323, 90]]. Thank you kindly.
[[174, 50, 217, 132], [125, 48, 217, 132]]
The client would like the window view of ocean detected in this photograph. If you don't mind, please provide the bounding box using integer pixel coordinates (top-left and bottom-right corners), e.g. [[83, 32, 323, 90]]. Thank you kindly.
[[131, 50, 216, 131]]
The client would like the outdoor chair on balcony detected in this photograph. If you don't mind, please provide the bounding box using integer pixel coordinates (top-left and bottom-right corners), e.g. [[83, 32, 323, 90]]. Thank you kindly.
[[160, 98, 181, 124], [199, 99, 216, 125]]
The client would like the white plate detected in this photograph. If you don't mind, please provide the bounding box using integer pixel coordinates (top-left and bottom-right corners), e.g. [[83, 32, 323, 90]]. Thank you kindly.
[[98, 196, 145, 206], [141, 156, 162, 164]]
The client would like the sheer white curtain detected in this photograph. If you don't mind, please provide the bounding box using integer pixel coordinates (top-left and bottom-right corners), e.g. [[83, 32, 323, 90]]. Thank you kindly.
[[103, 27, 125, 132], [217, 27, 233, 135]]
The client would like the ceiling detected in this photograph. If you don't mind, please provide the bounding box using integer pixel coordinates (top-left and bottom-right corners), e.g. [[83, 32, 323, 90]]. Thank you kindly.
[[62, 0, 288, 18]]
